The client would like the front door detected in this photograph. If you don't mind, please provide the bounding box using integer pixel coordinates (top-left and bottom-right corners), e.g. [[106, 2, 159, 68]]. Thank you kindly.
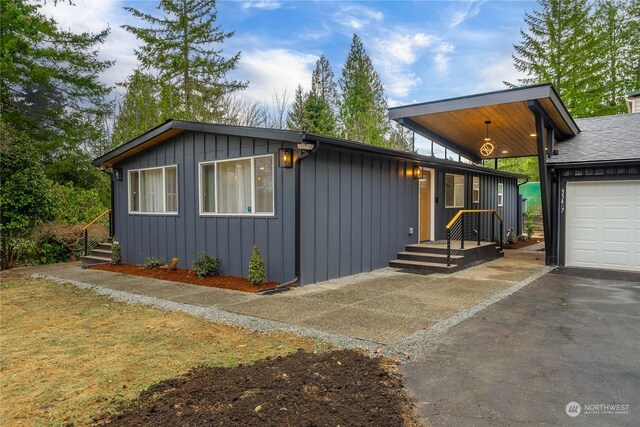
[[419, 174, 431, 242]]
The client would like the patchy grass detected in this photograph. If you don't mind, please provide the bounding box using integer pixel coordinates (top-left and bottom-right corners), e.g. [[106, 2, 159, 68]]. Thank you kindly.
[[0, 276, 329, 426]]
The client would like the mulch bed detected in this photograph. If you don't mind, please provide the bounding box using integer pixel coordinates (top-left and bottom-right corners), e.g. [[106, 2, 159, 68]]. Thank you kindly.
[[90, 264, 277, 293], [503, 237, 544, 250], [95, 349, 418, 427]]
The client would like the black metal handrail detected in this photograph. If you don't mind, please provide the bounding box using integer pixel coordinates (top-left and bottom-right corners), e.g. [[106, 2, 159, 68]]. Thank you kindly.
[[445, 209, 503, 266], [82, 209, 112, 256]]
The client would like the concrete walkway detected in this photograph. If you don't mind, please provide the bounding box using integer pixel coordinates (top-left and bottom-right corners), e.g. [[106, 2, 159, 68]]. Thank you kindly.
[[8, 251, 546, 357]]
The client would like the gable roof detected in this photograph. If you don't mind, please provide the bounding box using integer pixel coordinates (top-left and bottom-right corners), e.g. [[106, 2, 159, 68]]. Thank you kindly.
[[548, 114, 640, 165], [93, 119, 526, 179]]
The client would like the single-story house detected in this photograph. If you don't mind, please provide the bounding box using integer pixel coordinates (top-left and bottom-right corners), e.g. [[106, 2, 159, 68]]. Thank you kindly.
[[90, 121, 524, 285]]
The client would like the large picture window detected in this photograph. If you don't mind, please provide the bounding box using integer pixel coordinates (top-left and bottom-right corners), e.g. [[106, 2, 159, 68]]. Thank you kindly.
[[445, 174, 465, 208], [199, 155, 275, 216], [129, 165, 178, 214]]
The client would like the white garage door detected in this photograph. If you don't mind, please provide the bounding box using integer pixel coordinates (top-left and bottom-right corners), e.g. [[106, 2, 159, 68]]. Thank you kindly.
[[566, 180, 640, 271]]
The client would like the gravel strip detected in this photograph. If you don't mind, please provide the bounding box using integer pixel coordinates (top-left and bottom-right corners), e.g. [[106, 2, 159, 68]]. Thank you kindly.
[[383, 266, 554, 361], [31, 273, 380, 353]]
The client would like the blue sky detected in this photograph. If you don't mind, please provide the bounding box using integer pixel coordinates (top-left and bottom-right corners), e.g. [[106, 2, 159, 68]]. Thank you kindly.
[[42, 0, 536, 154]]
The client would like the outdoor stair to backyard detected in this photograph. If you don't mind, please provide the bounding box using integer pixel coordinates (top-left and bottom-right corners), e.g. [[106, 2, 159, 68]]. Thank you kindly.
[[389, 241, 503, 274], [81, 238, 113, 266]]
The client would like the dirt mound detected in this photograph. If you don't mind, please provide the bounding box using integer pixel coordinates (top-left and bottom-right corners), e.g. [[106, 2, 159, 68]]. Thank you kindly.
[[95, 349, 417, 426]]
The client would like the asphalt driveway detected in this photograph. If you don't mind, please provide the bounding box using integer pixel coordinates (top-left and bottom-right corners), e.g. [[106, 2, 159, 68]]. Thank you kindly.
[[401, 268, 640, 426]]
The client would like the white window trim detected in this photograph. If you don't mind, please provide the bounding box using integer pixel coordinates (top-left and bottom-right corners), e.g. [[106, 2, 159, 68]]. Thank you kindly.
[[472, 176, 480, 204], [128, 165, 179, 215], [497, 182, 504, 207], [198, 154, 276, 217], [445, 173, 465, 209]]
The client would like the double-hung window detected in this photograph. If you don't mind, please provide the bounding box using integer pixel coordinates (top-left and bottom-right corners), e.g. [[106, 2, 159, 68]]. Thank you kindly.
[[445, 174, 465, 208], [199, 155, 274, 216], [129, 165, 178, 214], [497, 182, 504, 207]]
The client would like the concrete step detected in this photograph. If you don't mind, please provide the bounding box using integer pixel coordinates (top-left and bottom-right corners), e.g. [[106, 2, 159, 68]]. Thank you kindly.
[[396, 251, 464, 263], [405, 242, 498, 255], [389, 259, 461, 274], [97, 242, 113, 250], [91, 248, 112, 256], [81, 255, 111, 266]]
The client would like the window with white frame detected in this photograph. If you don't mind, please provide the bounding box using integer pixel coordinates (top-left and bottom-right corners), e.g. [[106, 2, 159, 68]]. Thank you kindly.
[[497, 182, 504, 207], [445, 174, 465, 208], [129, 165, 178, 214], [472, 176, 480, 204], [199, 155, 274, 216]]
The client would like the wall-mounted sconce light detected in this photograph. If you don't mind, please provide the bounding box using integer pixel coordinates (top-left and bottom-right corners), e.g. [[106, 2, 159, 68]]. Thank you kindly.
[[413, 165, 423, 179], [278, 148, 293, 168]]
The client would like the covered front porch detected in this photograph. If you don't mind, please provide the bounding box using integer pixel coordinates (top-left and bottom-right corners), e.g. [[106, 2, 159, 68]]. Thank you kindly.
[[389, 84, 580, 266]]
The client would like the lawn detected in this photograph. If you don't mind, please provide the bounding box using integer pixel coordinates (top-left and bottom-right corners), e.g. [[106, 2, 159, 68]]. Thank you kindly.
[[0, 276, 328, 426]]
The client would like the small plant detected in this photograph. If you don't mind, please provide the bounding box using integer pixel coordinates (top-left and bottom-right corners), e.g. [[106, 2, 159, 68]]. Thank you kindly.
[[517, 234, 529, 242], [525, 211, 535, 238], [143, 256, 165, 269], [111, 239, 122, 264], [168, 257, 179, 270], [506, 228, 516, 244], [192, 252, 220, 278], [248, 245, 266, 285]]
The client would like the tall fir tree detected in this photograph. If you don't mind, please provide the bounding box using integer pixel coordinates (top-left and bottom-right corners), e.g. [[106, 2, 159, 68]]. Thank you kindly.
[[123, 0, 246, 122], [306, 55, 338, 136], [286, 85, 309, 131], [592, 0, 640, 115], [509, 0, 604, 117], [339, 34, 389, 146], [0, 0, 113, 187]]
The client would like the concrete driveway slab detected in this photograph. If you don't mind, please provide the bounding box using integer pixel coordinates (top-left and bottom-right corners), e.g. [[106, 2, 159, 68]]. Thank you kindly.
[[169, 288, 257, 307], [401, 269, 640, 427], [219, 297, 344, 324]]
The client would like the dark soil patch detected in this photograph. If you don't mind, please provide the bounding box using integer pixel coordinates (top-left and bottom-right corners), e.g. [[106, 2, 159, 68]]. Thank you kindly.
[[90, 264, 276, 293], [95, 349, 418, 427], [503, 237, 544, 250]]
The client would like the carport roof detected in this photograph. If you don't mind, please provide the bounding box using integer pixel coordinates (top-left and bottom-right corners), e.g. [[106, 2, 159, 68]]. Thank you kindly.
[[389, 84, 580, 162], [548, 114, 640, 165]]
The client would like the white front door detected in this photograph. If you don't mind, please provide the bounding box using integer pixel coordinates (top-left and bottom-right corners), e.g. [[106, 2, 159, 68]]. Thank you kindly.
[[565, 180, 640, 271]]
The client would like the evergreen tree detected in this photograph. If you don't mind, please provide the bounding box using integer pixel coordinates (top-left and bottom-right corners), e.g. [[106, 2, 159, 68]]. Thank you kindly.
[[509, 0, 604, 117], [592, 0, 640, 115], [339, 34, 389, 146], [286, 85, 309, 131], [123, 0, 246, 122], [388, 123, 414, 152], [306, 55, 338, 136], [0, 0, 113, 187], [112, 70, 163, 146]]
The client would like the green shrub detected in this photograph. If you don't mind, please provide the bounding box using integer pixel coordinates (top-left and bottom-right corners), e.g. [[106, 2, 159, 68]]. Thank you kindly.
[[192, 252, 220, 277], [525, 212, 535, 239], [111, 240, 122, 264], [143, 256, 164, 269], [506, 228, 516, 244], [248, 245, 266, 285]]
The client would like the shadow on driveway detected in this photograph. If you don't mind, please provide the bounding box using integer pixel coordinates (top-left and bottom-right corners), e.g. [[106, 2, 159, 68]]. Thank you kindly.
[[401, 268, 640, 426]]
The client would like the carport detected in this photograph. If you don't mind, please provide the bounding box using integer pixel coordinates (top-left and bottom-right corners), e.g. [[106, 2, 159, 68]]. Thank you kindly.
[[389, 83, 579, 266]]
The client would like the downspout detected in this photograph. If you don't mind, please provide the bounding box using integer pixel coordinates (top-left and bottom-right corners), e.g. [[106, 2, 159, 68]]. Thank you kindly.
[[516, 177, 529, 236], [100, 168, 115, 238], [257, 138, 320, 295]]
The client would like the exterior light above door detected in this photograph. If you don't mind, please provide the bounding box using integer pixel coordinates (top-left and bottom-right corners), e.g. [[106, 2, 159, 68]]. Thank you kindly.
[[413, 165, 423, 179]]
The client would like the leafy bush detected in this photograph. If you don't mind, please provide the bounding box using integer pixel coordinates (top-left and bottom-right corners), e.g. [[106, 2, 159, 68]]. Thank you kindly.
[[192, 252, 220, 278], [111, 240, 122, 264], [525, 211, 535, 239], [506, 228, 516, 244], [248, 245, 266, 285], [143, 256, 165, 269], [51, 182, 108, 225], [517, 234, 529, 242]]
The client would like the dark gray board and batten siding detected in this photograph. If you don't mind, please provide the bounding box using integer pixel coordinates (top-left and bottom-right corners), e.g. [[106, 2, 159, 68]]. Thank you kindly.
[[113, 130, 297, 283], [299, 146, 419, 284]]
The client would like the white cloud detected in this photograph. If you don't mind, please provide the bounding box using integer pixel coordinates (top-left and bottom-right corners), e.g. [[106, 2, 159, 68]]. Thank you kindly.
[[39, 0, 140, 90], [234, 48, 317, 102], [333, 5, 383, 31], [372, 32, 453, 98], [477, 55, 525, 91], [241, 1, 282, 10], [450, 0, 488, 27]]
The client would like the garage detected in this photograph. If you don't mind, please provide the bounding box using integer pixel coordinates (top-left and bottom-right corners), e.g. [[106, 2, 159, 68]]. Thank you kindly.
[[565, 180, 640, 272]]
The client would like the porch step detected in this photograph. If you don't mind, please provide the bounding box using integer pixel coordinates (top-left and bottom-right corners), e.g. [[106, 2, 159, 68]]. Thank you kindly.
[[81, 254, 111, 266], [396, 251, 463, 263], [91, 248, 112, 256], [389, 259, 460, 273]]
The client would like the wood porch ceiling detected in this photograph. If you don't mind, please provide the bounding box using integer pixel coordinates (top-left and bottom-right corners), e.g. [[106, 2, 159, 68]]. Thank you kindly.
[[389, 84, 579, 162]]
